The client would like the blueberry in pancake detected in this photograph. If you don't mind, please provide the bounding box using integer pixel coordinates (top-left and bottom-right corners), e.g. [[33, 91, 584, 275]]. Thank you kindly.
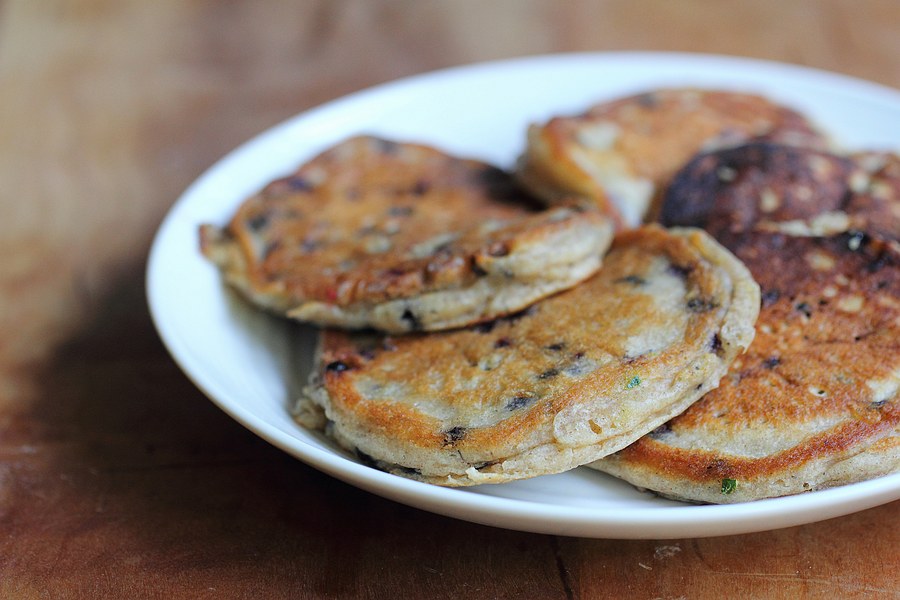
[[296, 226, 759, 486], [200, 136, 614, 333], [592, 232, 900, 503]]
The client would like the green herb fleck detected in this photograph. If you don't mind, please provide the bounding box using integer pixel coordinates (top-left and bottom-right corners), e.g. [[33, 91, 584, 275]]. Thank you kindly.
[[721, 478, 737, 495], [626, 376, 641, 389]]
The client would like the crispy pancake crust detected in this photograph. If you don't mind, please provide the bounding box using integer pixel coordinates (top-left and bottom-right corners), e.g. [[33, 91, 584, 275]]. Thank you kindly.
[[846, 151, 900, 240], [296, 226, 759, 486], [516, 89, 828, 228], [592, 232, 900, 503], [661, 142, 900, 241], [200, 136, 614, 333]]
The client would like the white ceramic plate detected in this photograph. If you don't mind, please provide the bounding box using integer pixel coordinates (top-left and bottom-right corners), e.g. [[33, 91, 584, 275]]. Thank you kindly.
[[147, 52, 900, 539]]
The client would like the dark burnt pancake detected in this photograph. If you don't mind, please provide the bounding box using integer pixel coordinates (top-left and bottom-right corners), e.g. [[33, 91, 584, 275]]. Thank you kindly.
[[661, 142, 853, 237], [661, 142, 900, 242], [846, 151, 900, 240]]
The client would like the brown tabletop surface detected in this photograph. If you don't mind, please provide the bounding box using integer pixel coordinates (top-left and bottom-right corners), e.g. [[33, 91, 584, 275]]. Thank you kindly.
[[2, 1, 899, 598]]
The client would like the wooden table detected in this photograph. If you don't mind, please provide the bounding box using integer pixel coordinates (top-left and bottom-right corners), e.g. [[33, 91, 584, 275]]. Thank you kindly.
[[2, 1, 898, 597]]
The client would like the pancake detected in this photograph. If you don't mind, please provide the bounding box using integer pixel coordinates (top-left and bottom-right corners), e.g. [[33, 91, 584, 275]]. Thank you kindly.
[[516, 88, 828, 228], [200, 136, 614, 333], [660, 142, 900, 242], [295, 226, 760, 486], [843, 151, 900, 240], [591, 232, 900, 503]]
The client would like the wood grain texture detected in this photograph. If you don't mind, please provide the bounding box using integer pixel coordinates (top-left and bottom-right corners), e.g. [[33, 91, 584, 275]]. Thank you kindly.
[[1, 1, 898, 598]]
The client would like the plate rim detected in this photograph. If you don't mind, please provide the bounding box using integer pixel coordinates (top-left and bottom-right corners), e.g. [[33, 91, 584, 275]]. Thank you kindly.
[[147, 50, 900, 539]]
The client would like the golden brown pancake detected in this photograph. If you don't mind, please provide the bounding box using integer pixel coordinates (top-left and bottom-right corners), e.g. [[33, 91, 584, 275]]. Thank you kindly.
[[200, 135, 614, 333], [592, 232, 900, 503], [296, 226, 759, 486], [516, 88, 827, 229]]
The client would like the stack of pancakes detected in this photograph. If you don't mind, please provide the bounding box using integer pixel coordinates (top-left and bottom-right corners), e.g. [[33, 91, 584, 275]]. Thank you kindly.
[[201, 88, 899, 503]]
